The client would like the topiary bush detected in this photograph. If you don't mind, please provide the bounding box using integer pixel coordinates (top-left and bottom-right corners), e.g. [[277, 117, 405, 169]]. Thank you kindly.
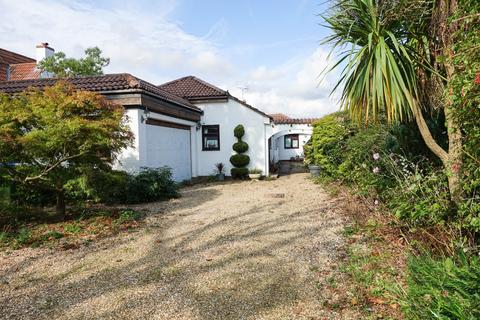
[[231, 167, 249, 178], [230, 124, 250, 178], [233, 141, 249, 153], [234, 125, 245, 138], [230, 154, 250, 168]]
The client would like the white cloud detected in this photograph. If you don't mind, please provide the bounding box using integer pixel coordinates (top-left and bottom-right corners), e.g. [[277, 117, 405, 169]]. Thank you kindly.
[[0, 0, 339, 118], [226, 48, 340, 118], [0, 0, 230, 83]]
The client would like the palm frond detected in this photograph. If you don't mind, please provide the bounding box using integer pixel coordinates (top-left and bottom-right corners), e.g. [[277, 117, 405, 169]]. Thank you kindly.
[[323, 0, 420, 124]]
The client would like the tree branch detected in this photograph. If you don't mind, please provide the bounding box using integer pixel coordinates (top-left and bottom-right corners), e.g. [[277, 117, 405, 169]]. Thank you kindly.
[[452, 13, 480, 22]]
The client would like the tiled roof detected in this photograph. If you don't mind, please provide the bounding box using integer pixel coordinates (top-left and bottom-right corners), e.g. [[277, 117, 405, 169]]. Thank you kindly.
[[0, 63, 8, 82], [269, 113, 318, 125], [158, 75, 228, 99], [0, 48, 36, 81], [159, 75, 272, 119], [0, 73, 201, 112], [270, 113, 291, 122], [0, 48, 35, 65], [9, 63, 41, 81]]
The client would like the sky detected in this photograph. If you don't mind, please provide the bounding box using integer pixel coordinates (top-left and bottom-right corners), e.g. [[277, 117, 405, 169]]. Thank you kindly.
[[0, 0, 340, 117]]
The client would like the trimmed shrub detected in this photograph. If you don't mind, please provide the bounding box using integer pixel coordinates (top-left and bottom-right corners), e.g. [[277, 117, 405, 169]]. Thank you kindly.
[[230, 124, 250, 178], [231, 167, 249, 178], [233, 141, 249, 153], [234, 125, 245, 138], [230, 154, 250, 168]]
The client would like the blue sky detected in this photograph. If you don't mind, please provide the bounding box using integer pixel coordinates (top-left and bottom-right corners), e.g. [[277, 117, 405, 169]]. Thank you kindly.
[[0, 0, 339, 117]]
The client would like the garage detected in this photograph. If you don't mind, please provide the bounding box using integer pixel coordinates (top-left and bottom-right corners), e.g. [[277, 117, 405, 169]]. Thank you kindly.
[[145, 119, 192, 182]]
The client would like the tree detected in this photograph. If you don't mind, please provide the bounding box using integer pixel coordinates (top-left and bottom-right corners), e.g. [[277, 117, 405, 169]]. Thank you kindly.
[[38, 47, 110, 77], [322, 0, 472, 203], [0, 82, 132, 216]]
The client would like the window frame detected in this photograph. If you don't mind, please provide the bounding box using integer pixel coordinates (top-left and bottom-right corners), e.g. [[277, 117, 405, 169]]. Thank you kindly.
[[202, 125, 220, 151], [284, 134, 299, 149]]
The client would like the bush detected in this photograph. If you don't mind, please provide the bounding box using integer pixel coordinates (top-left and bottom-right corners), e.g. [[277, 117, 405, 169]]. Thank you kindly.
[[233, 141, 249, 153], [230, 124, 250, 178], [231, 167, 249, 178], [65, 167, 178, 205], [230, 154, 250, 168], [65, 169, 130, 204], [124, 167, 179, 204], [402, 252, 480, 320], [387, 162, 452, 226], [305, 111, 356, 177], [234, 125, 245, 138]]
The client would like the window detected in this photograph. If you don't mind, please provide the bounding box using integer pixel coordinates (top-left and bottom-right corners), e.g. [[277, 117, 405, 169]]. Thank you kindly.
[[202, 125, 220, 151], [284, 134, 299, 149]]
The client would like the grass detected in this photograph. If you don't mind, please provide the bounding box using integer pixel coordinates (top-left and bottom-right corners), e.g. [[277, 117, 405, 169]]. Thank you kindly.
[[341, 222, 403, 319], [0, 208, 145, 250], [401, 252, 480, 320], [320, 182, 407, 319]]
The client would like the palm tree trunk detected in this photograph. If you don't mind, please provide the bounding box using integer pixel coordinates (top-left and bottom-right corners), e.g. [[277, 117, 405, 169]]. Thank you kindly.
[[413, 103, 463, 203]]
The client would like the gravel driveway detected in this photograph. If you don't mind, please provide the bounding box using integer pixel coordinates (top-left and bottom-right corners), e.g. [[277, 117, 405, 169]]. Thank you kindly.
[[0, 173, 360, 319]]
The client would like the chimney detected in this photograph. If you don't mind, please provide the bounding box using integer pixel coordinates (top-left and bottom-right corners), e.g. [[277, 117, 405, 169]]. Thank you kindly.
[[35, 42, 54, 63]]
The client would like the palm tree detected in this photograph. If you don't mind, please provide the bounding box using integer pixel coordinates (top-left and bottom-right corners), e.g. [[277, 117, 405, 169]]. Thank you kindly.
[[322, 0, 463, 202]]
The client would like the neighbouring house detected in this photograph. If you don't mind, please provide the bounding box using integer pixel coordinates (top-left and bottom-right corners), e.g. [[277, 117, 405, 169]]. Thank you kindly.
[[0, 45, 320, 181], [0, 43, 54, 81]]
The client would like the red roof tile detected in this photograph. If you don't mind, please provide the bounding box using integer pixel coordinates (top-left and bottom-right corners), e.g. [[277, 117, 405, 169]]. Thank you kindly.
[[269, 113, 318, 125], [159, 75, 272, 119], [0, 48, 35, 65], [158, 76, 227, 99], [0, 73, 201, 112], [9, 63, 41, 80], [0, 48, 36, 81], [0, 63, 8, 82]]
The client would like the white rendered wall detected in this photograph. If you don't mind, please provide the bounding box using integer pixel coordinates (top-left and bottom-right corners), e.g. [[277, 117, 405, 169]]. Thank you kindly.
[[276, 133, 310, 161], [268, 123, 313, 163], [115, 108, 144, 172], [193, 99, 270, 176], [115, 108, 196, 182]]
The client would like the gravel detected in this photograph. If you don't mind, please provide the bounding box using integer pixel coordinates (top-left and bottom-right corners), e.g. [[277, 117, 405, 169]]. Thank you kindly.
[[0, 173, 361, 319]]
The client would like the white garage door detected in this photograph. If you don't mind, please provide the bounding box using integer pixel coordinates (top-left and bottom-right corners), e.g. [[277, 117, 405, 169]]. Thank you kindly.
[[145, 120, 192, 182]]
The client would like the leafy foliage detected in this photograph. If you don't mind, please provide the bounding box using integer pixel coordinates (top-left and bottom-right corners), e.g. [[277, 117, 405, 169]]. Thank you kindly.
[[231, 167, 249, 178], [322, 0, 419, 123], [124, 167, 179, 204], [65, 167, 179, 205], [0, 82, 132, 214], [233, 141, 249, 153], [450, 0, 480, 230], [37, 47, 110, 77], [230, 154, 250, 168], [233, 124, 245, 139], [304, 111, 355, 176], [230, 124, 250, 178], [403, 252, 480, 320]]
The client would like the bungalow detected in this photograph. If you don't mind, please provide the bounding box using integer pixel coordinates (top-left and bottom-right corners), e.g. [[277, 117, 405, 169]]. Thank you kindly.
[[0, 45, 319, 181]]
